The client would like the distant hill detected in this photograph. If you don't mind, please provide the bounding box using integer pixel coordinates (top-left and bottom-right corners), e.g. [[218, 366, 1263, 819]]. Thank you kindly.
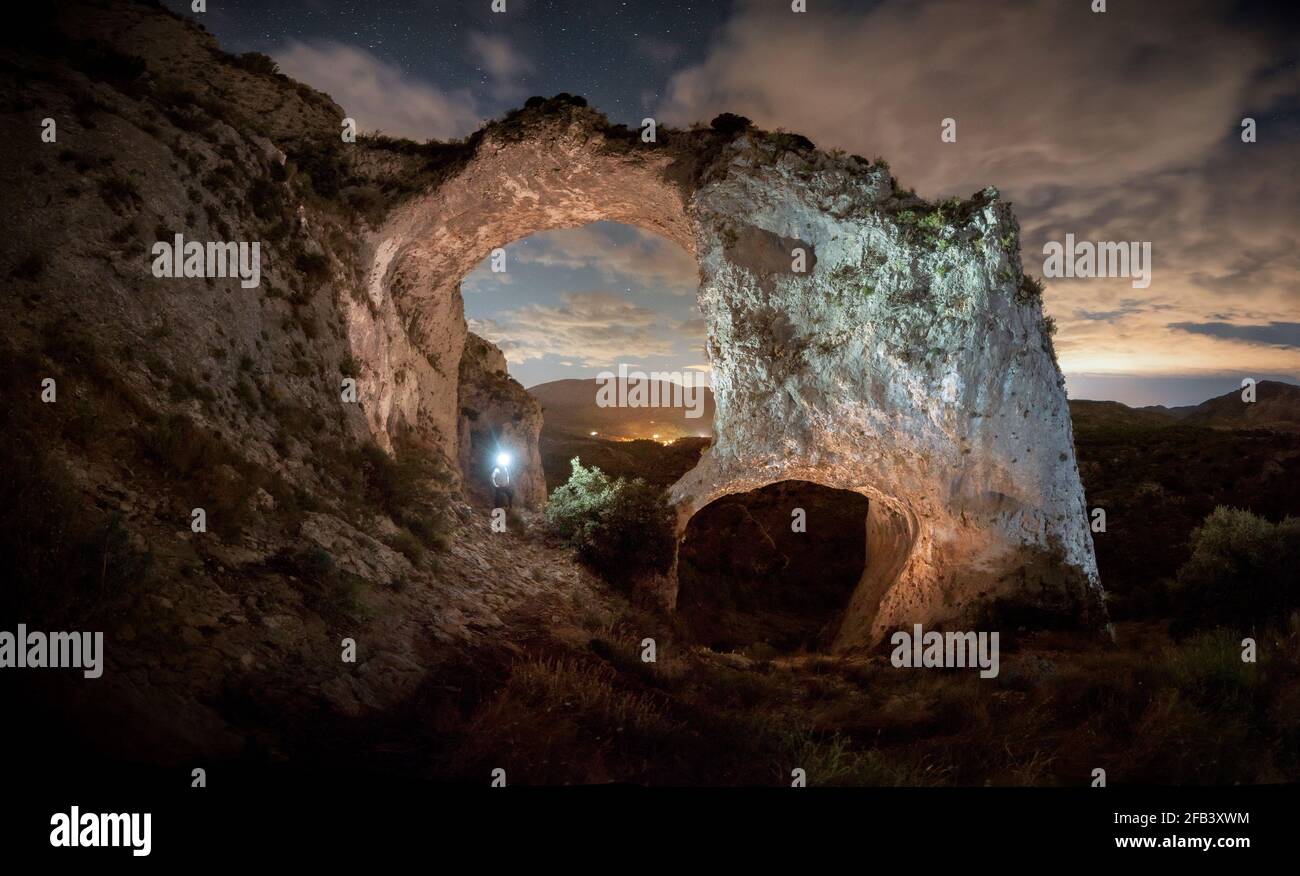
[[528, 378, 715, 440], [1156, 380, 1300, 430], [538, 377, 1300, 441], [1072, 380, 1300, 436], [1068, 399, 1178, 436]]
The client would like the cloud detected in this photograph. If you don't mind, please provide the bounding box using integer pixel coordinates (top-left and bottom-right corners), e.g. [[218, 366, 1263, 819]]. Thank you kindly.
[[658, 0, 1300, 381], [661, 0, 1269, 195], [1169, 322, 1300, 349], [678, 317, 708, 339], [460, 263, 515, 294], [274, 40, 483, 140], [637, 36, 682, 65], [468, 291, 681, 366], [515, 225, 698, 293], [467, 32, 532, 80], [467, 32, 534, 100]]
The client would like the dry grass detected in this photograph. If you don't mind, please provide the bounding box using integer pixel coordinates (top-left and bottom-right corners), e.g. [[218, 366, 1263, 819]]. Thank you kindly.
[[434, 618, 1300, 787]]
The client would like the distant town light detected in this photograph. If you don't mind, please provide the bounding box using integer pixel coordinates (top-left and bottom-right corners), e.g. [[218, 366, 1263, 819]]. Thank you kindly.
[[590, 431, 597, 436]]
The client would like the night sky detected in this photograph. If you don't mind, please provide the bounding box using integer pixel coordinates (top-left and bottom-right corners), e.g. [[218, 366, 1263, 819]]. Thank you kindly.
[[167, 0, 1300, 406], [169, 0, 731, 126]]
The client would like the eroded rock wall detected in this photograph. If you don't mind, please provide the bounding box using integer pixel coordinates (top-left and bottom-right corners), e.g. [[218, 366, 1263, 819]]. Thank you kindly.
[[456, 332, 546, 509], [676, 139, 1103, 648]]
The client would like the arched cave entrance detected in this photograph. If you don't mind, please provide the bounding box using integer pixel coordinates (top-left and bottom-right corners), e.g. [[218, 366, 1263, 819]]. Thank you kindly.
[[677, 481, 870, 654], [349, 100, 1106, 648]]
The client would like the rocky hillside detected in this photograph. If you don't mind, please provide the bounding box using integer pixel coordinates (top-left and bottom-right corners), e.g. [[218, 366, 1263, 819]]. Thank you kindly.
[[1163, 380, 1300, 430], [1, 0, 614, 763]]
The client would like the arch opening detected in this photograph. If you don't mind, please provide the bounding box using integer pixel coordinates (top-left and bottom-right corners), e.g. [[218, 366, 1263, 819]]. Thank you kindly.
[[676, 480, 871, 654], [452, 219, 711, 511]]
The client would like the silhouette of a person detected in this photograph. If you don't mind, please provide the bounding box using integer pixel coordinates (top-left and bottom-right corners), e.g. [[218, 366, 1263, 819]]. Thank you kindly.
[[491, 458, 513, 509]]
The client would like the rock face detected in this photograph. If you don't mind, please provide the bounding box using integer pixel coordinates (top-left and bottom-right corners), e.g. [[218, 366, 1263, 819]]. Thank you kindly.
[[357, 104, 1106, 648], [456, 332, 546, 509]]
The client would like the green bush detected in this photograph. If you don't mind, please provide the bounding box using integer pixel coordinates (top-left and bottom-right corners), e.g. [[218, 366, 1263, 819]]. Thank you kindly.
[[545, 458, 675, 583], [1171, 506, 1300, 628]]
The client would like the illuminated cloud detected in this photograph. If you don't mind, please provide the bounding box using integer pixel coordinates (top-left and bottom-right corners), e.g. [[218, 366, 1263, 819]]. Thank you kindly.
[[659, 0, 1300, 388], [469, 291, 680, 366], [515, 225, 698, 294]]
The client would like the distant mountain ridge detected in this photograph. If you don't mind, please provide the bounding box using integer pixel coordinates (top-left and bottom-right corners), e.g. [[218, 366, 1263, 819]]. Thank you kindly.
[[535, 377, 1300, 439], [1073, 380, 1300, 433], [528, 378, 715, 440]]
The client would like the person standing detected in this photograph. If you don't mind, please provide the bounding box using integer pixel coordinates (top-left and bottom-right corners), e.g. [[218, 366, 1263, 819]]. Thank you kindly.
[[491, 453, 514, 509]]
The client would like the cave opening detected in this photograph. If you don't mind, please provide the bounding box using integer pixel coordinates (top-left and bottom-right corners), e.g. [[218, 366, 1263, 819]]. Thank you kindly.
[[676, 480, 871, 655], [456, 220, 711, 508]]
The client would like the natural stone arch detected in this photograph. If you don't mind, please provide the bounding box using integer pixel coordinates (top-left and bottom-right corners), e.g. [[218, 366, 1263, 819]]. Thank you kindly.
[[346, 110, 696, 470], [348, 102, 1106, 650]]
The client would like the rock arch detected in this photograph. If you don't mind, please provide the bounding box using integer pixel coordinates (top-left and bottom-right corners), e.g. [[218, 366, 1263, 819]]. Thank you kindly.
[[349, 102, 1106, 649]]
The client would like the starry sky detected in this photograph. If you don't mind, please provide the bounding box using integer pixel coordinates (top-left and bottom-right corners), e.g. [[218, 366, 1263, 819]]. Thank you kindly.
[[169, 0, 1300, 407]]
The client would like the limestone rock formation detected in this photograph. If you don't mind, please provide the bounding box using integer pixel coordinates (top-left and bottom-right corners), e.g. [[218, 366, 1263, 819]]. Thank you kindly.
[[356, 102, 1106, 648]]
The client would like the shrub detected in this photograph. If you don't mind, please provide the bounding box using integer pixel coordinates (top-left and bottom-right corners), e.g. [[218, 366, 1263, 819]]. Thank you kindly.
[[98, 175, 141, 214], [347, 442, 453, 550], [385, 529, 425, 565], [288, 142, 348, 199], [77, 40, 147, 90], [295, 251, 331, 286], [1171, 506, 1300, 629], [280, 546, 367, 619], [231, 52, 280, 77], [1016, 274, 1045, 303], [710, 113, 752, 136], [142, 413, 229, 476], [545, 458, 675, 584], [248, 177, 284, 222]]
